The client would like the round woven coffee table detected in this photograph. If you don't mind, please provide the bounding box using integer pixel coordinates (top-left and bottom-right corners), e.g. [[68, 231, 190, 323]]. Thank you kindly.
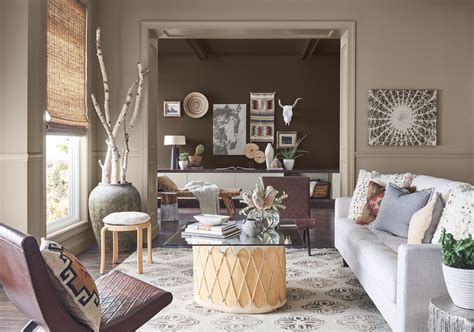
[[428, 295, 474, 331]]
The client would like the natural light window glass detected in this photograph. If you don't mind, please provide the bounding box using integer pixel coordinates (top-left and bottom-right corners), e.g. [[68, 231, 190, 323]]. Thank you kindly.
[[47, 0, 88, 135], [46, 136, 80, 227]]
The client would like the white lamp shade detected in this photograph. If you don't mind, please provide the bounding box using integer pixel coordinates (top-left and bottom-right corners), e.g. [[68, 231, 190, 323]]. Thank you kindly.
[[164, 135, 186, 145]]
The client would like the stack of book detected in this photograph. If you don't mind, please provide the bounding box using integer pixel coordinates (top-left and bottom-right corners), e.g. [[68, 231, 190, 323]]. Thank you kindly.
[[181, 221, 240, 240]]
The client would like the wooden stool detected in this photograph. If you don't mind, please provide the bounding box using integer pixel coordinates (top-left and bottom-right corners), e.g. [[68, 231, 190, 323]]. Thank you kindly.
[[100, 212, 152, 274]]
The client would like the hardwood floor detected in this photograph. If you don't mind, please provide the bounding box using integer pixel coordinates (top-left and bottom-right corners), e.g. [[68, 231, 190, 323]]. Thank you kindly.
[[0, 206, 334, 331]]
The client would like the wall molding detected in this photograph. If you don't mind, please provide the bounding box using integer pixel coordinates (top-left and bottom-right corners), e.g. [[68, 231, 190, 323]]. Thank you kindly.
[[0, 153, 43, 162], [355, 152, 474, 159]]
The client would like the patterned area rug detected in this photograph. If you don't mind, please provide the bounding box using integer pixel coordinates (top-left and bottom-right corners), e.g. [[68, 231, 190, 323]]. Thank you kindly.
[[115, 248, 390, 332]]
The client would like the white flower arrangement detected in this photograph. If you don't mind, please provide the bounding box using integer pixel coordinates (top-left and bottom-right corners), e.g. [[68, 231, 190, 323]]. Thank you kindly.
[[240, 181, 288, 217]]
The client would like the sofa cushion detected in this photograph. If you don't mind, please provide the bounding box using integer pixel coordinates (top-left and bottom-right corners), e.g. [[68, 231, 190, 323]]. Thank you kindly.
[[370, 228, 407, 252], [408, 192, 444, 244], [432, 184, 474, 243], [411, 175, 464, 197], [348, 169, 416, 221], [372, 184, 432, 238], [336, 218, 378, 254], [357, 181, 385, 225], [356, 239, 399, 303]]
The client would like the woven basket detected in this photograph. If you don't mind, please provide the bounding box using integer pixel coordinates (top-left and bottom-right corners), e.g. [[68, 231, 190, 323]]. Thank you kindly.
[[311, 181, 330, 199]]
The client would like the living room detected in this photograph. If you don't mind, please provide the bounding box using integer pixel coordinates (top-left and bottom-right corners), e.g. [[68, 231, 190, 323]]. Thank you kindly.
[[0, 0, 473, 331]]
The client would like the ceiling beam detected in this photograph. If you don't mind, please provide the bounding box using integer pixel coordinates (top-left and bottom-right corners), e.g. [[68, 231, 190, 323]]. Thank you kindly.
[[301, 39, 320, 61], [186, 39, 209, 61]]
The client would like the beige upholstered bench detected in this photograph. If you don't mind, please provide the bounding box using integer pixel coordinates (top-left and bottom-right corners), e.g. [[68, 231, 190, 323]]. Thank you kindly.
[[100, 211, 152, 274]]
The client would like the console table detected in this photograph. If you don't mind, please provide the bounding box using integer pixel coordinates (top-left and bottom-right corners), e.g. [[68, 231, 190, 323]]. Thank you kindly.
[[157, 168, 340, 198]]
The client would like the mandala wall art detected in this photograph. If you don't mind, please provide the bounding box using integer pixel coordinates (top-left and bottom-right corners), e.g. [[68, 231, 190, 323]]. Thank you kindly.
[[368, 89, 437, 146]]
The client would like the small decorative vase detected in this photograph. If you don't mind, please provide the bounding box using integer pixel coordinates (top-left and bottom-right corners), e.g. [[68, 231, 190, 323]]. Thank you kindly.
[[188, 155, 202, 166], [88, 183, 141, 251], [242, 218, 264, 237], [283, 159, 295, 170], [247, 209, 280, 230], [265, 143, 274, 170], [179, 160, 188, 169], [442, 264, 474, 309]]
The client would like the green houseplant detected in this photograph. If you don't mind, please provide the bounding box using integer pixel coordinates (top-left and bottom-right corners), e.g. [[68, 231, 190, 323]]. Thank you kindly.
[[189, 144, 204, 166], [440, 228, 474, 309], [276, 135, 308, 170], [178, 152, 189, 170]]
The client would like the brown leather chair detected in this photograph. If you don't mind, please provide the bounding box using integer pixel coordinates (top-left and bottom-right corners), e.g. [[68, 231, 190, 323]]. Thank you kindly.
[[262, 176, 316, 256], [0, 223, 172, 332]]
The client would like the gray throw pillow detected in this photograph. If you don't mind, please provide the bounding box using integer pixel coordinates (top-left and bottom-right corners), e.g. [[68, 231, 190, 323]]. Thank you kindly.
[[372, 184, 432, 238], [422, 192, 445, 243]]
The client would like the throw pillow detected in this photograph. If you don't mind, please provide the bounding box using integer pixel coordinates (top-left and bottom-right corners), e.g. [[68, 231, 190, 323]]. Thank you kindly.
[[407, 192, 445, 244], [348, 169, 416, 221], [432, 184, 474, 243], [158, 175, 178, 192], [40, 239, 101, 331], [356, 181, 385, 225], [371, 184, 432, 238]]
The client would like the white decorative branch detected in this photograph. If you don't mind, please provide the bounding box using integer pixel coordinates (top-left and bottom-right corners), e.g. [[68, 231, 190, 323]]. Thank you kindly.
[[92, 27, 149, 185], [120, 63, 146, 183], [91, 93, 121, 183]]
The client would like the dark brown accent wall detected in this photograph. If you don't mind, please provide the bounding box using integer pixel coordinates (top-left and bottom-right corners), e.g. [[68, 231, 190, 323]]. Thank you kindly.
[[157, 54, 340, 169]]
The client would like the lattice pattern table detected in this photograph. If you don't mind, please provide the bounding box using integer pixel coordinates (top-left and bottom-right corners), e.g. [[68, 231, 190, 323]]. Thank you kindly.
[[164, 221, 304, 314], [193, 246, 287, 313]]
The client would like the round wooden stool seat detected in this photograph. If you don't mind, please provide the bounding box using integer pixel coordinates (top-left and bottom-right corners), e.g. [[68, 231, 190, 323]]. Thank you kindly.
[[100, 212, 153, 275], [104, 211, 150, 225]]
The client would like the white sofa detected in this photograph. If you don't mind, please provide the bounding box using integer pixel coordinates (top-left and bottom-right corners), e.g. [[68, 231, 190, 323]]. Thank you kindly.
[[335, 175, 465, 332]]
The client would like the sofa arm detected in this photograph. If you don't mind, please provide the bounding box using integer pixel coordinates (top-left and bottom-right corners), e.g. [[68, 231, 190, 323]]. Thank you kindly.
[[397, 244, 448, 332], [335, 197, 352, 220]]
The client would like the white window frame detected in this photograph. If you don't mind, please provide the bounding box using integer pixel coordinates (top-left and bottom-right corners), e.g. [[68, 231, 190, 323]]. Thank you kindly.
[[47, 136, 81, 234]]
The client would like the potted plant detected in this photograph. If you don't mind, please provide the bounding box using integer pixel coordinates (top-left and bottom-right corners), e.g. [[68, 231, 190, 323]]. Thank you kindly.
[[188, 144, 204, 166], [178, 152, 189, 169], [276, 135, 308, 170], [440, 228, 474, 309]]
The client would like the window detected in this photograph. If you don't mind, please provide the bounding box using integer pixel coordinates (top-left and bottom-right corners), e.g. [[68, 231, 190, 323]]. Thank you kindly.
[[46, 136, 80, 232], [46, 0, 88, 234]]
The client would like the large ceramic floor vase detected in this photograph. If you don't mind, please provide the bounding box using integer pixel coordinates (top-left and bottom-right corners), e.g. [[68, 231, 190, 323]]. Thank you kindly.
[[89, 183, 141, 251]]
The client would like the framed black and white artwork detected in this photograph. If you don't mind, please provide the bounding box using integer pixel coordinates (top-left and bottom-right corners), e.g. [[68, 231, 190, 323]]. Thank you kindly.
[[213, 104, 247, 155], [368, 89, 437, 146], [163, 101, 181, 117]]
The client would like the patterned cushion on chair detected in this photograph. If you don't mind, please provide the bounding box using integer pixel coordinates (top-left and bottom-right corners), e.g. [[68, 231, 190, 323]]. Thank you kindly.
[[40, 239, 101, 331]]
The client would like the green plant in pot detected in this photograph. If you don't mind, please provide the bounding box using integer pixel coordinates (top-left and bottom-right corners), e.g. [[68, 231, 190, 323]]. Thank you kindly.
[[189, 144, 204, 166], [178, 152, 189, 170], [440, 228, 474, 309], [276, 135, 308, 170]]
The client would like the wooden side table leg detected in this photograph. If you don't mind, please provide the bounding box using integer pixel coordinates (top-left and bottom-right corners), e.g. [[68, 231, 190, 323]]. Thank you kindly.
[[147, 222, 153, 264], [136, 226, 143, 274], [100, 226, 108, 274], [112, 231, 119, 264]]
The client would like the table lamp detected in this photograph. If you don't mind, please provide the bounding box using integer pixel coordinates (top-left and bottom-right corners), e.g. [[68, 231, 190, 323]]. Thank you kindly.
[[164, 135, 186, 169]]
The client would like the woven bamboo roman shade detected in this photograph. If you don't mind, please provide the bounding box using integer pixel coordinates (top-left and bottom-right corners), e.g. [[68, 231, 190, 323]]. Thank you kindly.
[[47, 0, 88, 136]]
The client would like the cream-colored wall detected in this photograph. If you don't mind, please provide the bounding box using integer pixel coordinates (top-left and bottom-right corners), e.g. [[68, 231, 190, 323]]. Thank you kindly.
[[94, 0, 474, 203], [0, 0, 46, 238]]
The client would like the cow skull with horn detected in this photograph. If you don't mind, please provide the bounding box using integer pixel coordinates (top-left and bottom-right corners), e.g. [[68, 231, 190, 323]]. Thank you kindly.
[[278, 98, 302, 126]]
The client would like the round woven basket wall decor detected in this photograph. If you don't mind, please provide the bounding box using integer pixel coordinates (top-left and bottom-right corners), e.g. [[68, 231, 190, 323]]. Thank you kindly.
[[183, 92, 209, 118]]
